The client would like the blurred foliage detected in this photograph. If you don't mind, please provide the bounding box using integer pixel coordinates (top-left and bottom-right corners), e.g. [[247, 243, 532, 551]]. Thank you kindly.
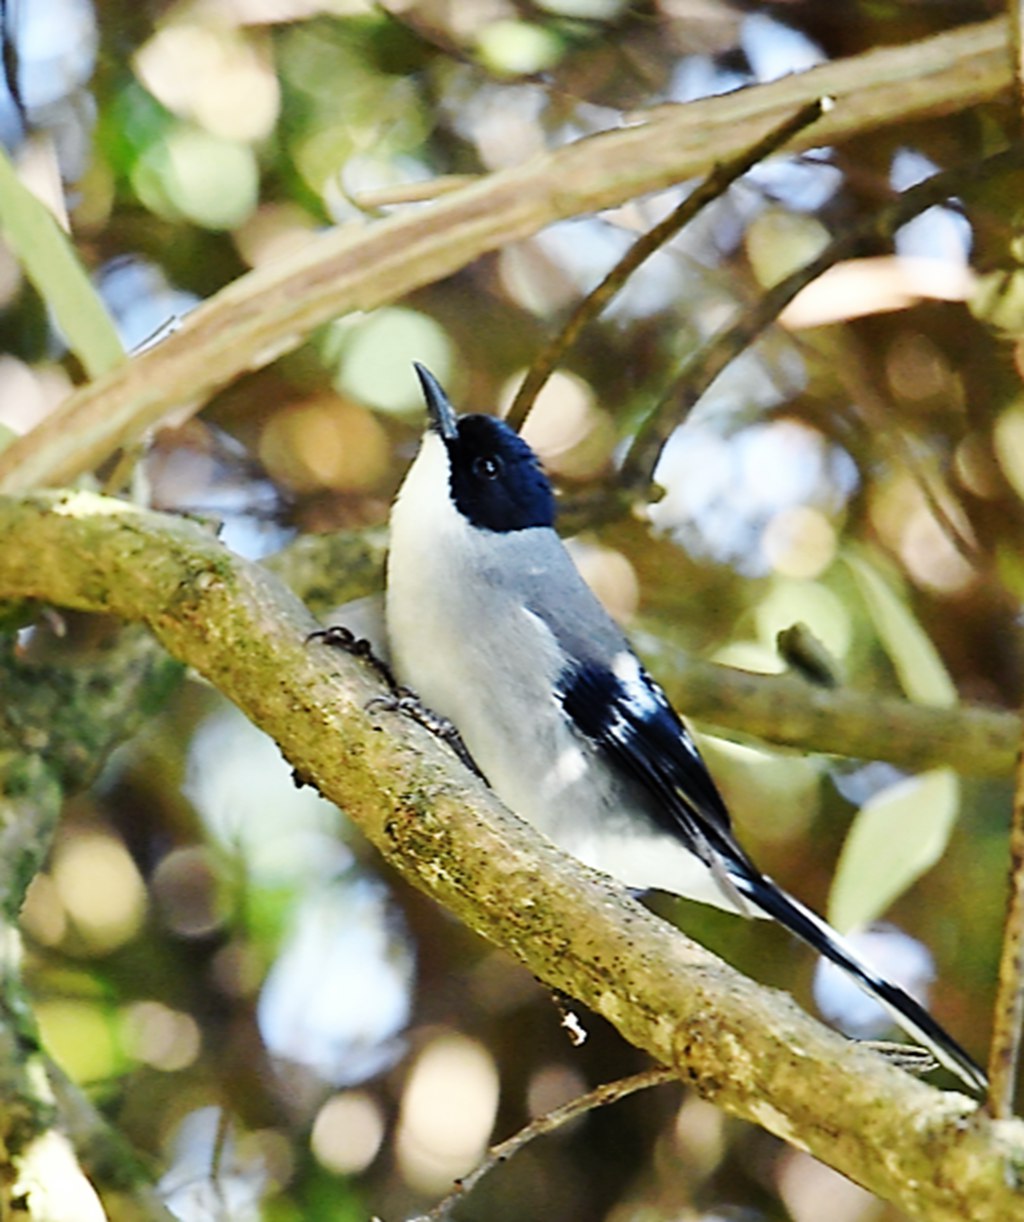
[[1, 0, 1022, 1219]]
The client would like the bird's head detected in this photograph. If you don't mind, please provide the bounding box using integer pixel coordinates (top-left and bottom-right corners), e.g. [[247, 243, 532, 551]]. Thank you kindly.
[[412, 363, 556, 534]]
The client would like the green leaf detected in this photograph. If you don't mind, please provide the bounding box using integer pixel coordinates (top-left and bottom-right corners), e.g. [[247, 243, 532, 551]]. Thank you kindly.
[[828, 767, 959, 932], [844, 549, 957, 708], [0, 144, 123, 378]]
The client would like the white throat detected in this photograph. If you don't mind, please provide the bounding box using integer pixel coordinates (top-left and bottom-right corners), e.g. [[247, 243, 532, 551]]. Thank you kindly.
[[386, 432, 473, 693]]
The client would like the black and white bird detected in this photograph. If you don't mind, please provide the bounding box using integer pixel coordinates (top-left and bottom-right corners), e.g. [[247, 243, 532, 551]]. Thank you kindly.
[[384, 362, 986, 1094]]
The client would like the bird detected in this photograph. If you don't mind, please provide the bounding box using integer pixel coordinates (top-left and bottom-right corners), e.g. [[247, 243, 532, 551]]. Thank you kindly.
[[384, 361, 987, 1095]]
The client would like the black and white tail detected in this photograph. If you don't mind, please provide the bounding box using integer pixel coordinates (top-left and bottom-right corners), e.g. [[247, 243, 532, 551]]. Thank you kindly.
[[734, 872, 986, 1094]]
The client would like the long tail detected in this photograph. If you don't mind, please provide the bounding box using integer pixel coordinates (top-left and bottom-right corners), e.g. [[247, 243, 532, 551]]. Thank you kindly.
[[733, 871, 987, 1095]]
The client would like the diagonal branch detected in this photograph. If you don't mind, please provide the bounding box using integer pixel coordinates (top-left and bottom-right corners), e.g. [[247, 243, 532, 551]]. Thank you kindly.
[[412, 1068, 679, 1221], [0, 18, 1011, 494], [503, 97, 830, 433], [620, 140, 1024, 487], [0, 490, 1020, 1221]]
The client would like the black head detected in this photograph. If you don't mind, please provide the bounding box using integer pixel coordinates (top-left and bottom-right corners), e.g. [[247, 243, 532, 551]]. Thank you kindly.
[[414, 363, 556, 533]]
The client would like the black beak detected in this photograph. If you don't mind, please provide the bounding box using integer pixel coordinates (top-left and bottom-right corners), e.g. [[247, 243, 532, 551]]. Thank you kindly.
[[413, 363, 458, 442]]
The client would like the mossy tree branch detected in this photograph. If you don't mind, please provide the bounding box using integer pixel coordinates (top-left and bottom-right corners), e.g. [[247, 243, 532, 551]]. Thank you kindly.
[[0, 18, 1011, 494], [0, 491, 1021, 1221]]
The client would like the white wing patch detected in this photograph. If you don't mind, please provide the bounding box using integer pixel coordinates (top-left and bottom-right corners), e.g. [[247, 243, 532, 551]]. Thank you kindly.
[[611, 650, 662, 717], [611, 649, 704, 763]]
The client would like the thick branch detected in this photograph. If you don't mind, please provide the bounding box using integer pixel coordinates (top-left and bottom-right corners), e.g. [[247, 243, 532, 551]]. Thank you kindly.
[[0, 18, 1011, 493], [0, 492, 1020, 1219]]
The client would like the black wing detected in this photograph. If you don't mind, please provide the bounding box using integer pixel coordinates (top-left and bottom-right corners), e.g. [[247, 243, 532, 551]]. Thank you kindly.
[[558, 655, 754, 884]]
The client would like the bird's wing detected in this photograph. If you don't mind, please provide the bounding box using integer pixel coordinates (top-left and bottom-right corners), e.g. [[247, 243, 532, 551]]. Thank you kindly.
[[556, 653, 751, 880]]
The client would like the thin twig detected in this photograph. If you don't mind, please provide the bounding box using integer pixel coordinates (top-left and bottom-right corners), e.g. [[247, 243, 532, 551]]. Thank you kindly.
[[632, 626, 1018, 778], [265, 530, 1023, 780], [1011, 0, 1024, 132], [410, 1068, 677, 1222], [831, 332, 980, 565], [620, 141, 1024, 489], [986, 734, 1024, 1117], [270, 537, 1019, 777], [349, 175, 477, 209], [504, 98, 830, 433]]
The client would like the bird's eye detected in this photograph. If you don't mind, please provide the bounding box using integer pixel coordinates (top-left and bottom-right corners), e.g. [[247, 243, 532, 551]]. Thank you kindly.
[[473, 455, 501, 480]]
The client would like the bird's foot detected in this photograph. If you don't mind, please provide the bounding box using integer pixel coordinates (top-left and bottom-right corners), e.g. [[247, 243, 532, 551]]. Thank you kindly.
[[860, 1040, 937, 1077], [367, 688, 486, 781]]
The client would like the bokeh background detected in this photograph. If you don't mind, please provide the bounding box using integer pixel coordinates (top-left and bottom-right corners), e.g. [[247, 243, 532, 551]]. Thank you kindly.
[[2, 0, 1021, 1219]]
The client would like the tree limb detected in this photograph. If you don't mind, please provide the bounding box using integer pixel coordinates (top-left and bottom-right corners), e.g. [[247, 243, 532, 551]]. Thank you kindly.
[[0, 491, 1020, 1220], [634, 628, 1019, 779], [0, 18, 1011, 493], [45, 1060, 178, 1222]]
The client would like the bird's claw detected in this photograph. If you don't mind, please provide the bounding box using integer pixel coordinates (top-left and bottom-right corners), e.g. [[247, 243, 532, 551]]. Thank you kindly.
[[367, 690, 485, 780]]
